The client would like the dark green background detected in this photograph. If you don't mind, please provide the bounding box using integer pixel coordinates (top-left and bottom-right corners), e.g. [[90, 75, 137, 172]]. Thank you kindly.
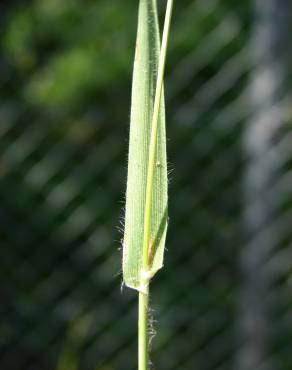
[[0, 1, 291, 370]]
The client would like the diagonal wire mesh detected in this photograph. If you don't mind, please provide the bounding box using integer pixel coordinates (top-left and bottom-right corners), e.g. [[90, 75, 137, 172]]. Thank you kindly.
[[0, 0, 292, 370]]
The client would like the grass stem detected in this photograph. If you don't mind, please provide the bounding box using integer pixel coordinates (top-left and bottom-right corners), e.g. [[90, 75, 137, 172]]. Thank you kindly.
[[139, 1, 174, 369], [139, 290, 149, 370], [142, 0, 174, 276]]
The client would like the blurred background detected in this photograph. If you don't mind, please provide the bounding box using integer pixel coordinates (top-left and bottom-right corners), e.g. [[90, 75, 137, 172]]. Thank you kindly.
[[0, 0, 292, 369]]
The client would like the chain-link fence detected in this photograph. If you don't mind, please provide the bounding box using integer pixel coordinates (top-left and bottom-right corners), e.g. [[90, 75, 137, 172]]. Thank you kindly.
[[1, 0, 292, 370]]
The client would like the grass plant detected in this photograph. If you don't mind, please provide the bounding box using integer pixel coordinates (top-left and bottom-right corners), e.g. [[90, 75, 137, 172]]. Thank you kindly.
[[123, 1, 173, 369]]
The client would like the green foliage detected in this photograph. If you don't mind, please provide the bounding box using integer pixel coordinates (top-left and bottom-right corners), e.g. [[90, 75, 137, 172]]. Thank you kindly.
[[3, 0, 135, 108], [123, 0, 168, 292], [0, 1, 256, 370]]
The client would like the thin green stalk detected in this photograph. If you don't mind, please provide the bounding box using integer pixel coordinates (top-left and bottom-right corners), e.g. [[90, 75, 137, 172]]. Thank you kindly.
[[139, 1, 174, 369], [139, 290, 149, 370]]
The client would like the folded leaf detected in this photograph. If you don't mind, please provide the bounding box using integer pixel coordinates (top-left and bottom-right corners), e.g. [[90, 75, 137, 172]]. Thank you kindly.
[[123, 0, 168, 292]]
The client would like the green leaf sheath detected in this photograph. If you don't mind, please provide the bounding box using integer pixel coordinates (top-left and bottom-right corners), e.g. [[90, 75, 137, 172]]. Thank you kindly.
[[123, 0, 168, 292]]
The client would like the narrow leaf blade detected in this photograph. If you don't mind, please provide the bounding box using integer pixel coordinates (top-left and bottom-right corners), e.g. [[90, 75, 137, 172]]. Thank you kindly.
[[123, 0, 168, 291]]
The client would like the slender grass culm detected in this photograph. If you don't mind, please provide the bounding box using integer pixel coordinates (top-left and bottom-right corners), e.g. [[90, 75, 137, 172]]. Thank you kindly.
[[123, 1, 173, 369]]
